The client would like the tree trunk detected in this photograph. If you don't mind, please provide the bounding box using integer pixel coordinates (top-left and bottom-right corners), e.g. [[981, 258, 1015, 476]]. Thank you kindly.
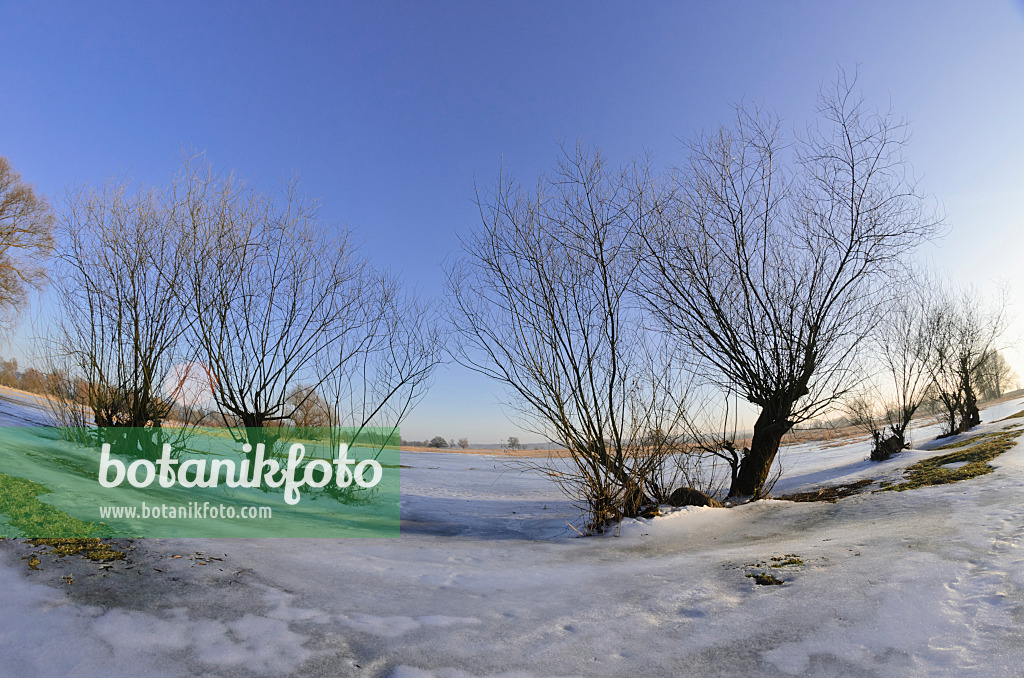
[[587, 441, 648, 519], [958, 362, 981, 432], [236, 417, 285, 490], [728, 408, 793, 499], [939, 396, 958, 437], [960, 389, 981, 431]]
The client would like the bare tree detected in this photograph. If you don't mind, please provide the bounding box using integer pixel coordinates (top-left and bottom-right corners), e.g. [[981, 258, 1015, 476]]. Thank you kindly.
[[448, 144, 693, 527], [185, 160, 441, 455], [49, 178, 196, 432], [672, 389, 754, 497], [638, 70, 942, 498], [286, 384, 333, 433], [0, 156, 55, 330], [317, 282, 444, 453], [844, 393, 902, 462], [975, 349, 1016, 401], [0, 356, 17, 387], [850, 273, 938, 458], [844, 392, 883, 436], [925, 284, 1007, 435]]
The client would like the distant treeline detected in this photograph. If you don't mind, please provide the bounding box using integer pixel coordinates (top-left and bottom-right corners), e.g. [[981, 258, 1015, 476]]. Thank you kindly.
[[0, 357, 55, 396]]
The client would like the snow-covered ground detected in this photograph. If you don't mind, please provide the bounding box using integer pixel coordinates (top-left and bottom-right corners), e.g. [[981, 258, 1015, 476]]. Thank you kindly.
[[3, 397, 1024, 677], [0, 386, 54, 427]]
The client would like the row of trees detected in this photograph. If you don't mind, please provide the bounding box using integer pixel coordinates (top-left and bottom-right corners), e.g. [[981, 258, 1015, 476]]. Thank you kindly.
[[0, 357, 60, 394], [0, 71, 1014, 528], [40, 157, 443, 454], [446, 71, 966, 526], [393, 436, 532, 450], [0, 152, 455, 464], [402, 436, 470, 449], [848, 281, 1011, 460]]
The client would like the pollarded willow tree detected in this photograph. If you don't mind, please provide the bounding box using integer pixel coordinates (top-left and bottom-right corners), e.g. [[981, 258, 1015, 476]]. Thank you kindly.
[[639, 71, 943, 499], [50, 178, 197, 430], [924, 283, 1007, 436], [846, 271, 939, 460], [184, 160, 442, 453], [47, 156, 442, 458], [447, 145, 692, 526], [871, 277, 937, 450]]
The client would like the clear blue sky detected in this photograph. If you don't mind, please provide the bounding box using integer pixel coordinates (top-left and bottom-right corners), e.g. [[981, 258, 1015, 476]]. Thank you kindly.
[[2, 1, 1023, 442]]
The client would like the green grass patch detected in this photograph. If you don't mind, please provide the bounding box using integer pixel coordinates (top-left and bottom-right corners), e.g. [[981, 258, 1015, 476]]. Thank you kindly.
[[0, 471, 95, 538], [1000, 409, 1024, 421], [746, 571, 784, 586], [0, 472, 125, 566], [770, 554, 804, 568], [931, 429, 1012, 450], [776, 478, 873, 503], [880, 429, 1023, 492]]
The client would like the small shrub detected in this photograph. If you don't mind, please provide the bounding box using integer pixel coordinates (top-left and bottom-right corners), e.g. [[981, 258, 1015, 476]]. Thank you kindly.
[[869, 432, 903, 462]]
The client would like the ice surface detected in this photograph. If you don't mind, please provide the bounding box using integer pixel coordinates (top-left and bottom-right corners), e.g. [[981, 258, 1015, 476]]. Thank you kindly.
[[0, 386, 53, 427], [3, 396, 1024, 676]]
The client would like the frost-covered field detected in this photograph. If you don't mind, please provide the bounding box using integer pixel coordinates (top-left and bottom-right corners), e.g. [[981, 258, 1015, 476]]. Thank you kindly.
[[3, 396, 1024, 677]]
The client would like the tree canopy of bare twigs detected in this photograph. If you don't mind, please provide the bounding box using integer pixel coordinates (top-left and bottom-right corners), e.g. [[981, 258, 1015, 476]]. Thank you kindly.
[[49, 178, 196, 431], [0, 155, 55, 330], [871, 279, 936, 448], [846, 271, 937, 458], [183, 160, 442, 451], [975, 349, 1016, 401], [849, 273, 1013, 452], [638, 70, 943, 498], [46, 157, 441, 460], [318, 284, 444, 448], [924, 283, 1008, 436], [447, 145, 693, 527]]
